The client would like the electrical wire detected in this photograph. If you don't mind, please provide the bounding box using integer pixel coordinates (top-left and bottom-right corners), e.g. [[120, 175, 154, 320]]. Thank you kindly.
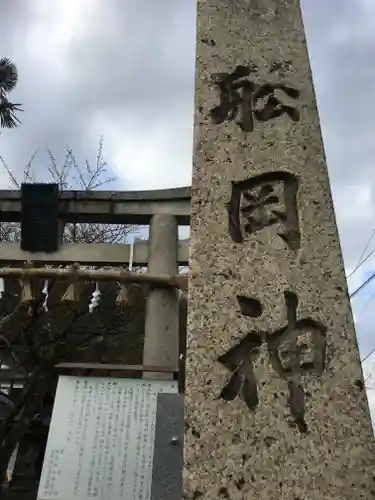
[[347, 246, 375, 280], [362, 345, 375, 365], [349, 226, 375, 279], [359, 289, 375, 316], [349, 270, 375, 299], [349, 272, 375, 364], [345, 228, 375, 364]]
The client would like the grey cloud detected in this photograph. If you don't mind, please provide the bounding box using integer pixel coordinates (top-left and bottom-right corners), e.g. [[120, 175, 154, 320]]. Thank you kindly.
[[64, 1, 196, 115], [300, 0, 375, 275], [0, 0, 196, 186], [0, 0, 35, 44]]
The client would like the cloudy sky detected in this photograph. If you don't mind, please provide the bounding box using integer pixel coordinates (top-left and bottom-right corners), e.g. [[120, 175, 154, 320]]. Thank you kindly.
[[1, 0, 375, 419]]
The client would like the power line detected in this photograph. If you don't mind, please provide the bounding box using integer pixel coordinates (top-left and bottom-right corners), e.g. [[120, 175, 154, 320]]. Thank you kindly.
[[349, 270, 375, 299], [359, 288, 375, 316], [345, 229, 375, 366], [357, 227, 375, 266], [351, 271, 375, 365], [349, 226, 375, 279], [350, 272, 375, 365], [362, 345, 375, 365], [347, 246, 375, 280]]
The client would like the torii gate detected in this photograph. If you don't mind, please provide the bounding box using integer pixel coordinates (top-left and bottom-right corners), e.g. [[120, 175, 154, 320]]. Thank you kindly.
[[0, 183, 190, 498]]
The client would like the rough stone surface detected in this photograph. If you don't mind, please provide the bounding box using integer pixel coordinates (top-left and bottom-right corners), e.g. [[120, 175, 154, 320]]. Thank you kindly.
[[185, 1, 375, 498]]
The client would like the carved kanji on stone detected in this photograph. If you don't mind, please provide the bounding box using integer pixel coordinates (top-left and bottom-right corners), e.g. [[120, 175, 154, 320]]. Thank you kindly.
[[228, 171, 301, 251], [218, 291, 327, 432], [210, 65, 300, 132]]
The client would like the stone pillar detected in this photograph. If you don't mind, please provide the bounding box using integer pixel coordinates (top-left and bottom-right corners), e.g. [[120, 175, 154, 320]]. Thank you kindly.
[[185, 1, 375, 498], [143, 215, 179, 379]]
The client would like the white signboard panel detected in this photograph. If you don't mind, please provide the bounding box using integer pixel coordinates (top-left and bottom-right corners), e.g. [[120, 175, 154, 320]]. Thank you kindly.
[[37, 376, 178, 500]]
